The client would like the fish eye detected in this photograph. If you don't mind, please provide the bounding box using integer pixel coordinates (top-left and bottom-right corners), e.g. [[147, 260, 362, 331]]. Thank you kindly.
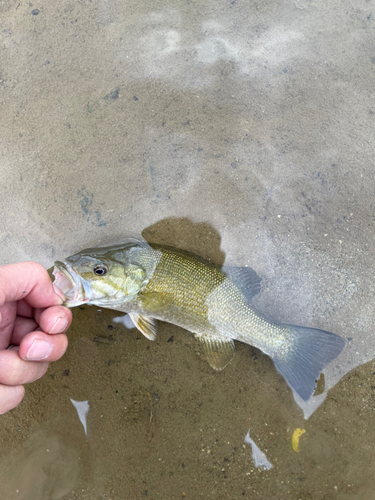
[[94, 265, 108, 276]]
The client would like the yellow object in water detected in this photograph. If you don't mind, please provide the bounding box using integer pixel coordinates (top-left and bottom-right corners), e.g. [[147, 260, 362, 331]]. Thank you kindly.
[[292, 428, 306, 452]]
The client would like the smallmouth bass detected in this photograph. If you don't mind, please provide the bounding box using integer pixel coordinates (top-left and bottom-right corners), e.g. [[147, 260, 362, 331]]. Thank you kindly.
[[53, 239, 345, 401]]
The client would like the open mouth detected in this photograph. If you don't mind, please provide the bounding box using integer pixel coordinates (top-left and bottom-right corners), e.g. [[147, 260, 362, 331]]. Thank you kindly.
[[53, 261, 85, 306]]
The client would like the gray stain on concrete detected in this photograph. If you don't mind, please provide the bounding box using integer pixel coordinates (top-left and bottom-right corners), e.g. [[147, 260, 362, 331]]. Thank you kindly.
[[77, 189, 107, 227]]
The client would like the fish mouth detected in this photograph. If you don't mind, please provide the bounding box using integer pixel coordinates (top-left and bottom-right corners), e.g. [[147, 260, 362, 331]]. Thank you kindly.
[[53, 261, 88, 307]]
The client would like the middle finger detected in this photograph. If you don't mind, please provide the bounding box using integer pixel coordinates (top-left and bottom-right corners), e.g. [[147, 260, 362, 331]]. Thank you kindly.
[[11, 316, 39, 345], [34, 305, 72, 334]]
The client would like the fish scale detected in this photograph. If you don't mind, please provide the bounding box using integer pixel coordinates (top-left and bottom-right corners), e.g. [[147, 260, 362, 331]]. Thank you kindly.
[[53, 238, 345, 401], [142, 246, 289, 356]]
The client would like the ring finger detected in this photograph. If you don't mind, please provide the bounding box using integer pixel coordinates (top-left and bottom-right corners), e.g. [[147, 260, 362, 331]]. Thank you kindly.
[[0, 349, 49, 386], [0, 384, 25, 415]]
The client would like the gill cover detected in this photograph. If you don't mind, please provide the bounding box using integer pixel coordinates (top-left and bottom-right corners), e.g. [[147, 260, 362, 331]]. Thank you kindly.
[[53, 238, 161, 307]]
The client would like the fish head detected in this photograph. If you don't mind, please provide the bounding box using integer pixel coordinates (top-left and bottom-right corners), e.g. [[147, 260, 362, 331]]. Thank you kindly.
[[53, 242, 149, 307]]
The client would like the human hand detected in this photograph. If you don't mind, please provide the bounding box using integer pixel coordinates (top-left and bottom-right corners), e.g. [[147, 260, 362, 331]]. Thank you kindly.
[[0, 262, 72, 414]]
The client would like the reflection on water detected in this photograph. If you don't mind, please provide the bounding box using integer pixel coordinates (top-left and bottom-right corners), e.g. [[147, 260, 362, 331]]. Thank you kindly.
[[70, 399, 90, 436], [244, 430, 273, 471], [113, 314, 136, 329]]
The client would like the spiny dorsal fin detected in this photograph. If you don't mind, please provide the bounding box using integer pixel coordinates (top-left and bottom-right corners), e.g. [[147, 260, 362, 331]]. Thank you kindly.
[[195, 333, 236, 370], [129, 313, 157, 341], [222, 266, 261, 301]]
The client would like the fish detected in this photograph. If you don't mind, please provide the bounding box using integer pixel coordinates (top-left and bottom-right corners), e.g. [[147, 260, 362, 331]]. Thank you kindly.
[[52, 238, 345, 401]]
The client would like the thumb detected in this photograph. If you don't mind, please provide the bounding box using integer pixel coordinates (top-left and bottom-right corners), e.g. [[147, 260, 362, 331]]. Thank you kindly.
[[0, 262, 64, 308]]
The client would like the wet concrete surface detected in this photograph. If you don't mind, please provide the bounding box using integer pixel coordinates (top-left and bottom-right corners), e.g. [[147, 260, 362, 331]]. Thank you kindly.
[[1, 0, 375, 498]]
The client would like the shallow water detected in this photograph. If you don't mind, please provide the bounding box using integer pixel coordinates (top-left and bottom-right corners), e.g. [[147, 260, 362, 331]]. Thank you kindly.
[[1, 299, 375, 499], [1, 221, 375, 499], [1, 0, 375, 497]]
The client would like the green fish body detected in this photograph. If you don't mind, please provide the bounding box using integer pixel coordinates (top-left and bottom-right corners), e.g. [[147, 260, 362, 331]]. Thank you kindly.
[[53, 239, 345, 401]]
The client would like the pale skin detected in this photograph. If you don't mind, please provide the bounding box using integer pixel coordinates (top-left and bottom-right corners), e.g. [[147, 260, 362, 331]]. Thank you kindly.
[[0, 262, 72, 414]]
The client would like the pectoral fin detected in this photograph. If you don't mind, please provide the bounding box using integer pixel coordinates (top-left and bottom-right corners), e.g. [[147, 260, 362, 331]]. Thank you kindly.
[[195, 334, 236, 370], [129, 313, 157, 341]]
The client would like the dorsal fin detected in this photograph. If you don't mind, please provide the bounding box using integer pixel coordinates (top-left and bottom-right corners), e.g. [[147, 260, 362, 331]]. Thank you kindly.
[[222, 266, 261, 301]]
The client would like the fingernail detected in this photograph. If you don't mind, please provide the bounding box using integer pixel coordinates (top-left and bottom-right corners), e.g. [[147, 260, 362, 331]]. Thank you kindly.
[[53, 284, 66, 303], [7, 345, 19, 352], [26, 339, 53, 360], [49, 317, 68, 334]]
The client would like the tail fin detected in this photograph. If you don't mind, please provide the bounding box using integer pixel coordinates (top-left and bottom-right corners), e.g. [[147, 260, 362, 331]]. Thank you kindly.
[[272, 326, 345, 401]]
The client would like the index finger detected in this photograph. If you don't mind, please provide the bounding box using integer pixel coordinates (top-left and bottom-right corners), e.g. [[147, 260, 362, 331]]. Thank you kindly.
[[0, 262, 64, 309]]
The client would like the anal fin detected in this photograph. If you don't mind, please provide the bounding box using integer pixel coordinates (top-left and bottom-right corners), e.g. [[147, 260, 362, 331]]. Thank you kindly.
[[129, 313, 157, 341], [195, 334, 236, 370]]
